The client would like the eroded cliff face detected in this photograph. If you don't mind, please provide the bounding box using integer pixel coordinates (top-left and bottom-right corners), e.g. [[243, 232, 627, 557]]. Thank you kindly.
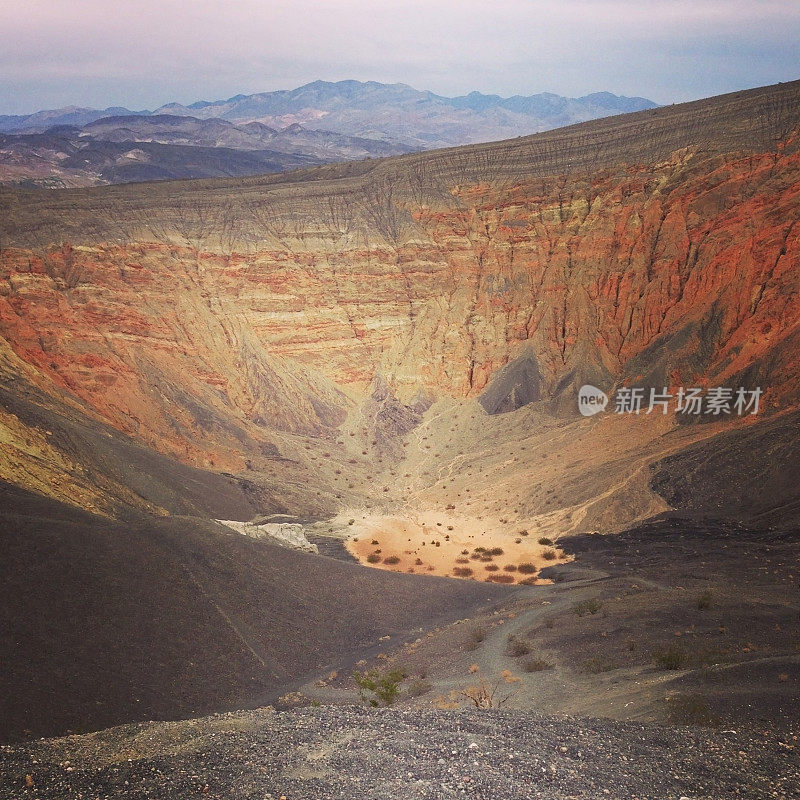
[[0, 82, 798, 517], [1, 142, 798, 473]]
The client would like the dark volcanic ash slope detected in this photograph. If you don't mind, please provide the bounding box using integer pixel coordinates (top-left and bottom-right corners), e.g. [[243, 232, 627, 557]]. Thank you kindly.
[[0, 482, 503, 743]]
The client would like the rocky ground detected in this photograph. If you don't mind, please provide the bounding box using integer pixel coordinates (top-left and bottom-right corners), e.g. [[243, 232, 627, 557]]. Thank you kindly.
[[2, 705, 798, 799]]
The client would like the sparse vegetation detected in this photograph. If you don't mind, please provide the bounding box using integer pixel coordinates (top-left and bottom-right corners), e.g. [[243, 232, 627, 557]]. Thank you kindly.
[[666, 692, 721, 727], [465, 626, 486, 650], [353, 668, 405, 707], [541, 549, 557, 560], [574, 598, 602, 616], [383, 555, 401, 565], [405, 678, 432, 698], [453, 566, 474, 577], [537, 537, 553, 545], [654, 646, 688, 670], [522, 657, 552, 673], [506, 635, 532, 657], [517, 562, 536, 574], [487, 574, 515, 583], [697, 590, 713, 610], [581, 657, 616, 674], [366, 553, 381, 563], [460, 677, 513, 709]]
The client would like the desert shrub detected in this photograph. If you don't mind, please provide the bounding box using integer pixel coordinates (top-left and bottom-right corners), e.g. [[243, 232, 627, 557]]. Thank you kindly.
[[455, 557, 470, 564], [383, 555, 401, 565], [366, 553, 381, 564], [460, 677, 512, 709], [573, 598, 602, 616], [503, 564, 517, 572], [465, 626, 486, 650], [582, 657, 616, 674], [519, 530, 529, 537], [517, 563, 537, 574], [353, 668, 404, 707], [522, 657, 552, 673], [453, 566, 474, 577], [654, 646, 688, 670], [371, 539, 379, 545], [487, 573, 515, 584], [414, 558, 423, 566], [489, 547, 504, 556], [406, 679, 432, 698], [506, 635, 532, 657], [697, 590, 713, 610], [519, 577, 538, 586], [537, 537, 553, 546], [666, 692, 721, 727], [484, 564, 499, 572], [541, 549, 557, 560]]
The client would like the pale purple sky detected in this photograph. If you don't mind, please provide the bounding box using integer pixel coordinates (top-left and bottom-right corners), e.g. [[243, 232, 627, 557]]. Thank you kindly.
[[1, 0, 799, 114]]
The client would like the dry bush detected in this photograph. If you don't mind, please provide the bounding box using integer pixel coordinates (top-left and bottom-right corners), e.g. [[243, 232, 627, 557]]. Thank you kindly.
[[460, 678, 513, 709], [522, 657, 552, 673], [506, 635, 532, 657], [464, 626, 487, 651]]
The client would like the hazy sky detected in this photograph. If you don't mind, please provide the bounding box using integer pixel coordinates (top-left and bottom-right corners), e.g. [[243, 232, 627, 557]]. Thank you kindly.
[[2, 0, 799, 114]]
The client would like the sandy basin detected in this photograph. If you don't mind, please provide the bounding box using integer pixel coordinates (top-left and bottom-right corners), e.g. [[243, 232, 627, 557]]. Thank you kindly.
[[342, 510, 570, 584]]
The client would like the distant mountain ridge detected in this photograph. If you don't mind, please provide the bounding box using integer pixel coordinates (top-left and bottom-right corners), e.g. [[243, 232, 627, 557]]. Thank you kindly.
[[0, 114, 410, 187], [0, 79, 658, 149]]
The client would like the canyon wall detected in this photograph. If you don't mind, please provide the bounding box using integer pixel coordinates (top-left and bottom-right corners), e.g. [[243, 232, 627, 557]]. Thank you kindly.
[[0, 80, 798, 501]]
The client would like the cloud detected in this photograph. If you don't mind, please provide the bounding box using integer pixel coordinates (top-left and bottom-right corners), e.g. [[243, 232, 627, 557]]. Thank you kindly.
[[1, 0, 799, 113]]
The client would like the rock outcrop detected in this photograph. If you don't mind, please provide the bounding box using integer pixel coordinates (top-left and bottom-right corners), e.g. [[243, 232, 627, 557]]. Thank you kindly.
[[217, 519, 319, 553]]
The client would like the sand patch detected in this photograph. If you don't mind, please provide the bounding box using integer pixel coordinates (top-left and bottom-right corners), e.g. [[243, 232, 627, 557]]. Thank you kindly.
[[342, 510, 569, 584]]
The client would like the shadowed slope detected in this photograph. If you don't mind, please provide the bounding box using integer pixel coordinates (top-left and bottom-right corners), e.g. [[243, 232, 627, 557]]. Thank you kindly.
[[0, 483, 504, 742]]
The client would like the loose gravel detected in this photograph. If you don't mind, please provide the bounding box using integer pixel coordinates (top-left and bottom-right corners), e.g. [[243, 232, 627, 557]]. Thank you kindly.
[[2, 705, 798, 799]]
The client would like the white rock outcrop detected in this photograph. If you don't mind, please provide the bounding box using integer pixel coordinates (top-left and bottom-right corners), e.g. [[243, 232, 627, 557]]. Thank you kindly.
[[217, 520, 318, 553]]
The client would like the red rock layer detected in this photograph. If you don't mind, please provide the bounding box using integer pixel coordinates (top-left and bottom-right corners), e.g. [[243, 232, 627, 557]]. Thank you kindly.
[[0, 144, 798, 469]]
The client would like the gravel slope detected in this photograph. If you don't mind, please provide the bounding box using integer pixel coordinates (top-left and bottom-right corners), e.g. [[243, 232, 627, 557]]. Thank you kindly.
[[2, 706, 798, 799]]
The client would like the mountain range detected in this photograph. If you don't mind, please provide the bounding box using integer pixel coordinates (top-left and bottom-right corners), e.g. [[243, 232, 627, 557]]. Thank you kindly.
[[0, 80, 657, 186]]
